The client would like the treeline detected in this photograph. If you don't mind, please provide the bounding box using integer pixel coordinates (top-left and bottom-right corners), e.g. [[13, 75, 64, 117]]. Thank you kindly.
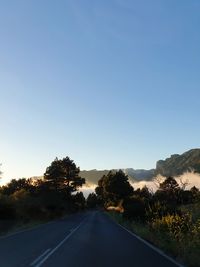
[[0, 157, 90, 232], [95, 170, 200, 267], [1, 158, 200, 266], [94, 170, 200, 218]]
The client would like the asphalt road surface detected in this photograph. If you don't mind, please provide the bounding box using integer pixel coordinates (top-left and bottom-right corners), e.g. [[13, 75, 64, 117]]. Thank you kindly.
[[0, 211, 183, 267]]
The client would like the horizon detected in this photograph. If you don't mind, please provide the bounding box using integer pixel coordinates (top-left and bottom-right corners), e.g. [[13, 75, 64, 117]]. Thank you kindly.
[[1, 147, 200, 185], [1, 1, 200, 182]]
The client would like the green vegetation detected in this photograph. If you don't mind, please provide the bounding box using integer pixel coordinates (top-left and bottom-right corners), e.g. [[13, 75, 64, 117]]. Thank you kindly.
[[81, 149, 200, 186], [109, 207, 200, 267], [1, 153, 200, 266], [95, 170, 133, 210], [80, 168, 155, 185], [86, 193, 99, 209], [96, 170, 200, 267], [0, 157, 86, 235]]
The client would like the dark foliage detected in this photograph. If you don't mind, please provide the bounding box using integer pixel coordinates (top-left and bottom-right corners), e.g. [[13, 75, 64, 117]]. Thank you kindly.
[[86, 193, 99, 209], [95, 170, 133, 207], [0, 156, 86, 229], [123, 196, 146, 221], [44, 157, 85, 195]]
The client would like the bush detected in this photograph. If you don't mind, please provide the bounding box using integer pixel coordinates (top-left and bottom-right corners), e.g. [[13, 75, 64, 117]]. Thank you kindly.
[[123, 196, 146, 221], [0, 194, 16, 220], [146, 201, 180, 221], [150, 213, 192, 242]]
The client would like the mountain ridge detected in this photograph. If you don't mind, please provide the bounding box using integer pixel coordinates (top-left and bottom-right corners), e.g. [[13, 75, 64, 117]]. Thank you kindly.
[[81, 148, 200, 185], [28, 149, 200, 186]]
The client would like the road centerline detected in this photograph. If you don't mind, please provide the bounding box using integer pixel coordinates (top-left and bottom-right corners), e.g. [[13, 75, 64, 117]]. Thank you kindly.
[[30, 249, 51, 266], [33, 219, 86, 267]]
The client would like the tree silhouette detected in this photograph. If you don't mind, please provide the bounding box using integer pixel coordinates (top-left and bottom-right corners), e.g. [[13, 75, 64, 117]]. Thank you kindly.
[[95, 175, 105, 205], [1, 178, 34, 195], [159, 177, 180, 192], [73, 192, 85, 211], [95, 170, 133, 206], [123, 196, 146, 221], [86, 193, 98, 209], [190, 186, 200, 202], [154, 176, 180, 206], [44, 157, 85, 195], [134, 186, 152, 201]]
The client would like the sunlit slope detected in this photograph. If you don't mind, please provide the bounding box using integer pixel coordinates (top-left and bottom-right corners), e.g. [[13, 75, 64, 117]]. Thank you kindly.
[[80, 169, 155, 185], [81, 149, 200, 185], [156, 148, 200, 177]]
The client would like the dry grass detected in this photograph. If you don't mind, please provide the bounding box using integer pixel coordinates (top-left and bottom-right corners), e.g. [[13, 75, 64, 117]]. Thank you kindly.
[[108, 209, 200, 267]]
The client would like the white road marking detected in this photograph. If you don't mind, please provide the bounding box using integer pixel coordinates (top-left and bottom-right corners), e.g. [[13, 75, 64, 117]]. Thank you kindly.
[[30, 249, 51, 266], [117, 223, 185, 267], [34, 219, 86, 267]]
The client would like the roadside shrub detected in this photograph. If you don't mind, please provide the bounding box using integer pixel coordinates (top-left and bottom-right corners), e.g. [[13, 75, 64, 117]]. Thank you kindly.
[[123, 196, 146, 221], [86, 193, 98, 209], [11, 189, 46, 221], [150, 213, 192, 242], [191, 219, 200, 244], [0, 194, 16, 220], [146, 201, 180, 221]]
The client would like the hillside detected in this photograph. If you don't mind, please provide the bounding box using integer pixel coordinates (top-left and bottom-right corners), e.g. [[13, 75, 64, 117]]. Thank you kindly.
[[80, 168, 155, 185], [80, 170, 110, 185], [156, 148, 200, 177], [29, 149, 200, 186], [81, 149, 200, 185], [122, 168, 155, 181]]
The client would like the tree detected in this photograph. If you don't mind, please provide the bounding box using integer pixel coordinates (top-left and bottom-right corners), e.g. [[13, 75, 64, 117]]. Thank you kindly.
[[123, 196, 146, 221], [0, 194, 16, 220], [86, 193, 98, 209], [72, 192, 85, 211], [95, 170, 133, 207], [154, 177, 180, 206], [11, 189, 40, 222], [159, 177, 180, 192], [44, 157, 85, 195], [190, 186, 200, 202], [95, 175, 106, 205], [1, 178, 34, 195], [134, 186, 152, 201]]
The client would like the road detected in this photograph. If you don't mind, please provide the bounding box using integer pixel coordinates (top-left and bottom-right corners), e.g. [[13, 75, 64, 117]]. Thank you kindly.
[[0, 211, 183, 267]]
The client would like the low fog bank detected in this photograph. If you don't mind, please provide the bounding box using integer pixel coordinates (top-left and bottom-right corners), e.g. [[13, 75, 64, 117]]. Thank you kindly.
[[81, 185, 96, 197], [131, 171, 200, 192], [81, 171, 200, 197]]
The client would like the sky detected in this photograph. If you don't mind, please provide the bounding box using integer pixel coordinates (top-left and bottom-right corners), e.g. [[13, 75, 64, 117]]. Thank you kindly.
[[1, 0, 200, 182]]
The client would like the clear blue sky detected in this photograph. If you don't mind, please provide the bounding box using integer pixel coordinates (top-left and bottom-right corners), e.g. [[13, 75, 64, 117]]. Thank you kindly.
[[1, 0, 200, 181]]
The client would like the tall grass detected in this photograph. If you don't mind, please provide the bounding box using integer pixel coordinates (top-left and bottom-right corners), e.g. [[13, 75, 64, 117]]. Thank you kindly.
[[108, 206, 200, 267]]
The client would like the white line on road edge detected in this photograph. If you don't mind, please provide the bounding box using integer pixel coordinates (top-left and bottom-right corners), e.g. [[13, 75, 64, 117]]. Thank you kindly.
[[30, 249, 51, 266], [34, 219, 86, 267], [116, 223, 185, 267]]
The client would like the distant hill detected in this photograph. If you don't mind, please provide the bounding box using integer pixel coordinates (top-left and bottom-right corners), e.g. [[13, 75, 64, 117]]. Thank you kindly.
[[29, 169, 155, 187], [80, 170, 109, 185], [29, 149, 200, 186], [81, 149, 200, 185], [122, 168, 155, 181], [80, 168, 155, 185], [155, 149, 200, 177]]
